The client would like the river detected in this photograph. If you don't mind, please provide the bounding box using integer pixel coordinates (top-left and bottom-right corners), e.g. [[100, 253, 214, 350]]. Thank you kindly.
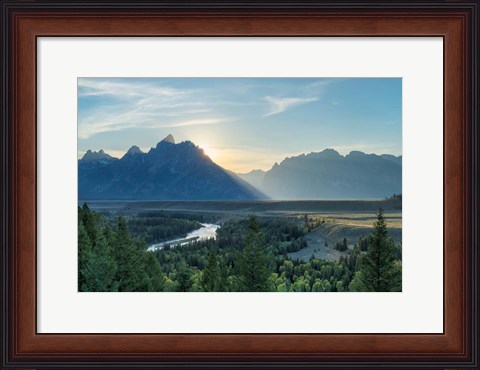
[[147, 223, 220, 251]]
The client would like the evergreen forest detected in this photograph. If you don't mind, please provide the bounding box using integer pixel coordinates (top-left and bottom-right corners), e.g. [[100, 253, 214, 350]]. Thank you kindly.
[[78, 203, 402, 292]]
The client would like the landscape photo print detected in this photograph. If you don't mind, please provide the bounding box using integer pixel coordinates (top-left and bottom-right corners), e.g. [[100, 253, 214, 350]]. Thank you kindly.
[[78, 77, 402, 293]]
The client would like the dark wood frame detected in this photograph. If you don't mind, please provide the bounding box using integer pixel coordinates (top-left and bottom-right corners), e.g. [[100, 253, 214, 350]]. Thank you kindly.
[[1, 0, 479, 369]]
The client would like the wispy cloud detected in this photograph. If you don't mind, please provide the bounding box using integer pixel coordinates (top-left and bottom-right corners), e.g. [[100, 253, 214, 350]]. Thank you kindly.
[[78, 113, 226, 139], [264, 96, 318, 117], [78, 78, 334, 138], [164, 118, 225, 128], [78, 79, 183, 100], [78, 78, 230, 138]]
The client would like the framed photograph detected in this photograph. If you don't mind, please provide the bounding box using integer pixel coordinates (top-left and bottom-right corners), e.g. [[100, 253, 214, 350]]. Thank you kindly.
[[1, 0, 478, 368]]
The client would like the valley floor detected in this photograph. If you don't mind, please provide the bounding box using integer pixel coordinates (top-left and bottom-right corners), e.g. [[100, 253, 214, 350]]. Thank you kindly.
[[287, 213, 402, 262], [85, 199, 402, 264], [82, 198, 402, 216]]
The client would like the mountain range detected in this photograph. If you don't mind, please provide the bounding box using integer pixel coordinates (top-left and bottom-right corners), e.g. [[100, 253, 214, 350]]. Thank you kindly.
[[78, 135, 265, 200], [238, 149, 402, 199], [79, 135, 402, 200]]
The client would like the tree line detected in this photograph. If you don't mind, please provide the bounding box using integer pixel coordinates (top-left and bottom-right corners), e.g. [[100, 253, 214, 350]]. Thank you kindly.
[[123, 214, 201, 244], [78, 204, 164, 292]]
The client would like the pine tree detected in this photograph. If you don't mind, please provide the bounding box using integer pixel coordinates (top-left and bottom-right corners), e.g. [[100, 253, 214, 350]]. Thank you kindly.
[[177, 263, 193, 292], [202, 248, 220, 291], [78, 208, 167, 292], [78, 221, 92, 290], [141, 253, 165, 291], [81, 234, 118, 292], [351, 209, 402, 292], [218, 258, 229, 291], [237, 215, 271, 292], [81, 203, 98, 247], [113, 217, 145, 291]]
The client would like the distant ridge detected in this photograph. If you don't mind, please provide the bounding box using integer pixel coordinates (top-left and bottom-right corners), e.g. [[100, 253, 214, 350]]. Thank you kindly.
[[238, 149, 402, 199], [237, 169, 266, 190]]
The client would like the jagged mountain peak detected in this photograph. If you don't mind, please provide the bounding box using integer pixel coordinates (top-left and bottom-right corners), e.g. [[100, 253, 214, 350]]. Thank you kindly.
[[126, 145, 143, 155], [161, 134, 175, 144], [321, 148, 341, 156], [242, 169, 266, 176], [308, 148, 342, 159], [155, 134, 177, 150], [79, 137, 266, 201], [346, 150, 370, 159], [81, 149, 116, 162]]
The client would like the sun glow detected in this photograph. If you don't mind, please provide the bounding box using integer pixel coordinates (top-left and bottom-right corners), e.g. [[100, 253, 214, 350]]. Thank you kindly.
[[196, 144, 279, 173], [198, 145, 218, 162]]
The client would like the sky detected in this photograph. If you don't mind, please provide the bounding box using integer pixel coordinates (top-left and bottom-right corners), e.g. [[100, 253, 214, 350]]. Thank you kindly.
[[78, 77, 402, 173]]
